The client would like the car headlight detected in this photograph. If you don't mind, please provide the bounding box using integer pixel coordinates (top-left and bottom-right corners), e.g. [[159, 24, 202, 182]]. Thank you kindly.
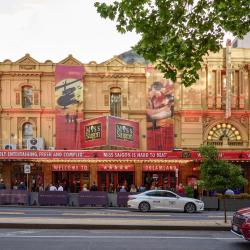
[[195, 200, 204, 204]]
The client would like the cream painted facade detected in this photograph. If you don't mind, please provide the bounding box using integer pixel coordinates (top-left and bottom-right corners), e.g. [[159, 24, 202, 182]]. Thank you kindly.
[[1, 48, 250, 152], [0, 54, 147, 150], [174, 48, 250, 150]]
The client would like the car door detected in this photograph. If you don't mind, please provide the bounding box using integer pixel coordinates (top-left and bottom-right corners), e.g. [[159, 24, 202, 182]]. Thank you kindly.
[[144, 191, 166, 210], [161, 191, 182, 211]]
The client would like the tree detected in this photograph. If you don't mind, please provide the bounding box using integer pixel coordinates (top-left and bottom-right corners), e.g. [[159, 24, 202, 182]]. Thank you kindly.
[[199, 144, 248, 223], [94, 0, 250, 87]]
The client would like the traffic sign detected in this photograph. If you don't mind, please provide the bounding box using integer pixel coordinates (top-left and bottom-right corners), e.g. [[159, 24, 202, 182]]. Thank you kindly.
[[24, 164, 31, 174]]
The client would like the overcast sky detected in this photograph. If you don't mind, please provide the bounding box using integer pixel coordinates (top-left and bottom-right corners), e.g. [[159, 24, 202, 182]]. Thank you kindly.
[[0, 0, 140, 63]]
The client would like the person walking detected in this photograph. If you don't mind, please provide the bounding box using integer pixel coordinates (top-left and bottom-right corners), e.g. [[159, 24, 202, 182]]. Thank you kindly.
[[0, 179, 6, 190]]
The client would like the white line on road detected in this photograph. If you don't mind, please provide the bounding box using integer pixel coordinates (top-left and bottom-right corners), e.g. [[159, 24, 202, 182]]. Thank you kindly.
[[0, 235, 240, 240]]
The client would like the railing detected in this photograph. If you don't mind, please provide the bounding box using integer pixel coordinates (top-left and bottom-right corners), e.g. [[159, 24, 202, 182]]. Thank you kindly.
[[207, 141, 244, 147]]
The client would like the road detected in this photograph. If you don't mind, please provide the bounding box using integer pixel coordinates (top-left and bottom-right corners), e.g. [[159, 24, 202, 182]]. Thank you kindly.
[[0, 229, 248, 250], [0, 206, 234, 220]]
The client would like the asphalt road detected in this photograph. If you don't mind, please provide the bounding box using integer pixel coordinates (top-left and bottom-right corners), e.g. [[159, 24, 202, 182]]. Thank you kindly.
[[0, 229, 248, 250], [0, 206, 234, 220]]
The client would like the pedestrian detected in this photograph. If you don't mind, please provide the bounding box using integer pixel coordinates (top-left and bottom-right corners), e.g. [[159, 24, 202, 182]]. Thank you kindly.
[[119, 186, 127, 192], [108, 183, 114, 193], [0, 179, 6, 190], [18, 182, 26, 190], [138, 184, 146, 192], [90, 181, 98, 191], [193, 185, 199, 199], [130, 184, 137, 193], [57, 184, 64, 191], [49, 183, 57, 191], [82, 184, 89, 191]]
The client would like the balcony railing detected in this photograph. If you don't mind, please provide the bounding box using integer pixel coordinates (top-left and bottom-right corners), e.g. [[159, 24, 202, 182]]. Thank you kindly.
[[207, 140, 244, 147]]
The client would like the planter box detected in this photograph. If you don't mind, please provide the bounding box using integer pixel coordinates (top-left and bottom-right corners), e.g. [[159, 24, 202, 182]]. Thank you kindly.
[[78, 191, 108, 207], [0, 190, 28, 205], [201, 196, 219, 210], [219, 199, 250, 211], [38, 191, 69, 206]]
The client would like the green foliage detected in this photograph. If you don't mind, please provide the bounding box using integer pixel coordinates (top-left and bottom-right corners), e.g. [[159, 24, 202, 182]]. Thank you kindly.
[[94, 0, 250, 87], [184, 185, 194, 198], [198, 145, 248, 191]]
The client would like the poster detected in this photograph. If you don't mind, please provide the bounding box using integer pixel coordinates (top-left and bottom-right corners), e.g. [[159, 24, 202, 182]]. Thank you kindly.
[[146, 66, 174, 150], [55, 65, 84, 149]]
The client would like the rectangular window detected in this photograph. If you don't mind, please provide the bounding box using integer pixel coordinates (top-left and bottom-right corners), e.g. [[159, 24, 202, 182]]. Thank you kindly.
[[16, 93, 20, 105], [34, 92, 39, 105], [110, 93, 121, 117], [104, 95, 109, 106]]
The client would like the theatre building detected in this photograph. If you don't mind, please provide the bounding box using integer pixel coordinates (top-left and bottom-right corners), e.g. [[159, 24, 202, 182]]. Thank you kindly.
[[0, 45, 250, 193]]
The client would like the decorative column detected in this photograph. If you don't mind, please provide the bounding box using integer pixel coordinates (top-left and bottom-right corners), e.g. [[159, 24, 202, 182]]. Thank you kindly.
[[225, 39, 232, 118]]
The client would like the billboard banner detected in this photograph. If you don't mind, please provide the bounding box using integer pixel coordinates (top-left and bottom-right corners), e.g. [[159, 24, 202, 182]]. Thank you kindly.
[[80, 116, 107, 148], [108, 116, 139, 149], [146, 66, 174, 150], [55, 65, 84, 150]]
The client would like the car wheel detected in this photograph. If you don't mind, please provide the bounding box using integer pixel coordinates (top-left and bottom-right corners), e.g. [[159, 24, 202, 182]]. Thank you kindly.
[[184, 202, 196, 213], [139, 201, 150, 212]]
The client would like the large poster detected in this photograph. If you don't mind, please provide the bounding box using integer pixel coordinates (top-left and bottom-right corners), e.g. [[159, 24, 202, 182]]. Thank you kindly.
[[55, 65, 84, 150], [146, 66, 174, 150]]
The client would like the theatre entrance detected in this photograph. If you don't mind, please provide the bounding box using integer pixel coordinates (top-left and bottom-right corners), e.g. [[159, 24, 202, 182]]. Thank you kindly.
[[97, 163, 135, 192]]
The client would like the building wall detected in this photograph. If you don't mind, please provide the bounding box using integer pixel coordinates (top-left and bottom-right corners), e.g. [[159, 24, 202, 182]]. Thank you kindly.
[[175, 48, 250, 150], [0, 54, 147, 150]]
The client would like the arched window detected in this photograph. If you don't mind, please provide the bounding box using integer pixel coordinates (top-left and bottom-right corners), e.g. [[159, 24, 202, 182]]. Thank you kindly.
[[207, 123, 242, 146], [22, 86, 33, 108], [22, 123, 33, 148], [110, 87, 121, 117]]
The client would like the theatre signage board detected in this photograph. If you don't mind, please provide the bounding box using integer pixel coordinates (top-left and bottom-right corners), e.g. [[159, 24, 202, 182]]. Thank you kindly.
[[80, 116, 139, 149], [52, 164, 89, 171], [0, 150, 247, 161], [98, 164, 134, 171], [80, 116, 107, 148], [143, 165, 178, 171]]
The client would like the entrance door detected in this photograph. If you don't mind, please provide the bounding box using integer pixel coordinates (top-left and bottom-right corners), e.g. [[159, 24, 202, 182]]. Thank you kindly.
[[98, 171, 134, 192], [52, 172, 89, 192]]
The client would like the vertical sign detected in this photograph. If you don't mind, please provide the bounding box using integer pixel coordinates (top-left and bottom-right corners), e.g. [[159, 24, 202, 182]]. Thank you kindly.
[[24, 164, 30, 191], [55, 65, 84, 149], [225, 39, 232, 119], [146, 65, 174, 150]]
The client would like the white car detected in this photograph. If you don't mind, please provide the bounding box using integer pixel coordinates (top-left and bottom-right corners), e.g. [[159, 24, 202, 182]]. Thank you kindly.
[[127, 190, 204, 213]]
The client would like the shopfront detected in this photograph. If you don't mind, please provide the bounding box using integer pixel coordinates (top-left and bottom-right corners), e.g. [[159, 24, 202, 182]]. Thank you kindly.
[[142, 164, 179, 190], [52, 164, 90, 192], [98, 164, 135, 192], [11, 162, 44, 191]]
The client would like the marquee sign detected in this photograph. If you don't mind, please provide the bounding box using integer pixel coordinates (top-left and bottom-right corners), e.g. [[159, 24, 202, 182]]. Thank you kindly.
[[52, 164, 89, 171], [143, 165, 178, 171], [0, 150, 248, 161], [98, 164, 134, 171], [80, 116, 139, 149]]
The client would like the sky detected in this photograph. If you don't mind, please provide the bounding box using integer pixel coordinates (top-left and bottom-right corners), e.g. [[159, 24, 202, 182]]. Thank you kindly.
[[0, 0, 140, 63]]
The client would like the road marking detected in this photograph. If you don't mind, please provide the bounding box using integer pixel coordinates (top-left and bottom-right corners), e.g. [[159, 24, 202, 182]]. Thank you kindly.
[[0, 235, 240, 240], [0, 212, 25, 215], [208, 216, 233, 218], [62, 213, 171, 217]]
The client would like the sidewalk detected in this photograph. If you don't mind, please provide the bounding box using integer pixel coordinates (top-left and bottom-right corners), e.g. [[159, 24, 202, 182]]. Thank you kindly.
[[0, 214, 231, 231]]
